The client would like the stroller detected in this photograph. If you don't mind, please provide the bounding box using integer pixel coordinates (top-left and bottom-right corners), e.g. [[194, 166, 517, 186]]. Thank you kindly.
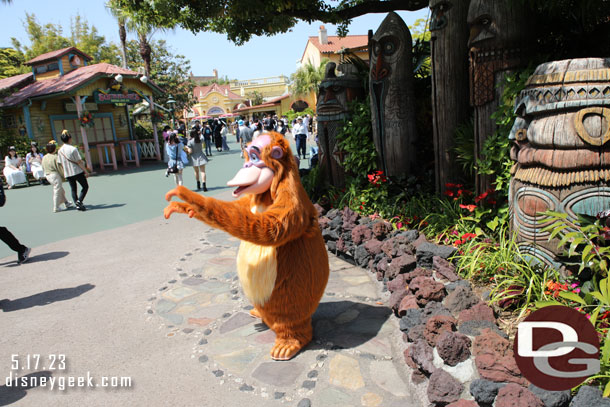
[[308, 146, 319, 168]]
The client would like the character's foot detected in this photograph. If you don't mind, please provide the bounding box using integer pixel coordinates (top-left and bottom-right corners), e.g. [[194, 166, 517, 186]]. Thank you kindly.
[[270, 338, 303, 361], [249, 308, 262, 319], [163, 201, 195, 219]]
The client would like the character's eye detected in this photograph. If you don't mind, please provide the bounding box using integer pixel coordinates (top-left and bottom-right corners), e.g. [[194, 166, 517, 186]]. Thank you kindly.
[[383, 40, 396, 56], [249, 152, 260, 163], [479, 16, 491, 26]]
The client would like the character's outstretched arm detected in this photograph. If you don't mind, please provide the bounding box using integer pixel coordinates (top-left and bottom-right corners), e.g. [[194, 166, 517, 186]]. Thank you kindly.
[[164, 186, 308, 246]]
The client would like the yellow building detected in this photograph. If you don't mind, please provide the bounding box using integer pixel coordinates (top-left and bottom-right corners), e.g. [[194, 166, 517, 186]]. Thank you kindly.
[[234, 92, 316, 120], [186, 83, 245, 120], [300, 26, 369, 68], [0, 46, 164, 170], [229, 75, 290, 100]]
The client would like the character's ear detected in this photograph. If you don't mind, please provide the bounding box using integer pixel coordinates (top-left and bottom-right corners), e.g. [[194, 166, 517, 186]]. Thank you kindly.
[[270, 146, 283, 159]]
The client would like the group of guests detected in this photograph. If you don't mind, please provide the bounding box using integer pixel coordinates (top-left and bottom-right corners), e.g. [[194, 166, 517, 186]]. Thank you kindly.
[[163, 119, 232, 191], [2, 130, 90, 212]]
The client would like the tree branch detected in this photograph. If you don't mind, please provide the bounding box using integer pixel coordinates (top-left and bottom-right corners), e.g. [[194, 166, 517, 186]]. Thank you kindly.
[[287, 0, 428, 23]]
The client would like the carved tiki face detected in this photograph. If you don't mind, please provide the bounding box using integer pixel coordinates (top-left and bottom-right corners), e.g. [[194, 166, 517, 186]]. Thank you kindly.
[[316, 63, 362, 117], [467, 0, 527, 48], [429, 0, 453, 32], [369, 12, 414, 175]]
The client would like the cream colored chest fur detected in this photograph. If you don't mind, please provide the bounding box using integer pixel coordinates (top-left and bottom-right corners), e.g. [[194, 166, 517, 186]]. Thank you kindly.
[[235, 205, 278, 306]]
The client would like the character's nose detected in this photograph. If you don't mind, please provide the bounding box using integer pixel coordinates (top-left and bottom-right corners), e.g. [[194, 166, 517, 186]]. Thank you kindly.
[[244, 161, 253, 168], [324, 89, 336, 102], [373, 55, 388, 80]]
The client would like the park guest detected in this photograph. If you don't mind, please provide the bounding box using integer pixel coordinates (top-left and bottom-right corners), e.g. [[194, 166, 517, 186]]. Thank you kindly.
[[0, 182, 30, 264], [187, 128, 209, 191], [42, 142, 72, 212], [3, 147, 27, 189], [166, 133, 188, 187], [57, 130, 90, 211], [26, 143, 45, 182]]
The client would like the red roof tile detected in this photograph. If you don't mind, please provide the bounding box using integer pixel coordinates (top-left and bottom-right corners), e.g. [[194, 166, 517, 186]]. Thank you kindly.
[[25, 47, 93, 66], [0, 72, 34, 91], [308, 35, 369, 54], [0, 63, 161, 107], [194, 83, 242, 100]]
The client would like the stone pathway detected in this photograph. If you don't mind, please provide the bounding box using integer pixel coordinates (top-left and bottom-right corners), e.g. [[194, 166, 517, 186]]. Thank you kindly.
[[145, 228, 419, 407]]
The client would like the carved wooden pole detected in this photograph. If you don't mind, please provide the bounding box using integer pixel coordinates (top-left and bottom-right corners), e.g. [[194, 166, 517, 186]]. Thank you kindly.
[[430, 0, 471, 193], [467, 0, 527, 194]]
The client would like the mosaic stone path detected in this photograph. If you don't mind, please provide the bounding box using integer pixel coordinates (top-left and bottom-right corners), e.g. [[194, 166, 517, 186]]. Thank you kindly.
[[146, 228, 419, 407]]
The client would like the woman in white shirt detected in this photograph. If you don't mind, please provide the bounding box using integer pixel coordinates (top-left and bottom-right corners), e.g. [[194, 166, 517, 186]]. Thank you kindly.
[[3, 147, 27, 189]]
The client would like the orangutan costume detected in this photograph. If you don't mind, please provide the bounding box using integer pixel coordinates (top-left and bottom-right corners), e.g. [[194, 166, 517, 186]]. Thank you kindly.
[[164, 132, 329, 360]]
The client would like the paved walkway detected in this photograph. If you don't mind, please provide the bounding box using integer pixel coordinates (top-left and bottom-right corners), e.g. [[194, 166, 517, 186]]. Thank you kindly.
[[149, 226, 418, 407], [0, 134, 421, 406]]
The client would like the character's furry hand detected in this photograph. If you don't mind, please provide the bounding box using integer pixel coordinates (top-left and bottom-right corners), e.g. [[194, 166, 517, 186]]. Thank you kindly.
[[163, 201, 195, 219], [165, 186, 190, 202]]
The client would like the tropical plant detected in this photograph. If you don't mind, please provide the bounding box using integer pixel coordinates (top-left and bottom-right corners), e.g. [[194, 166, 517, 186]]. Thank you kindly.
[[246, 91, 264, 106], [542, 211, 610, 276], [106, 0, 129, 68], [290, 59, 329, 103]]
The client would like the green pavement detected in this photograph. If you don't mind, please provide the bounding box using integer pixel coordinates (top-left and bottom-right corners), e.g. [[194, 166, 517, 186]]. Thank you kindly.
[[0, 136, 311, 260]]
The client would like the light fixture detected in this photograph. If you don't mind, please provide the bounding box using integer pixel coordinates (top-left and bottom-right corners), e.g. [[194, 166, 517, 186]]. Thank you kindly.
[[167, 96, 176, 107], [140, 75, 148, 83], [115, 74, 123, 83]]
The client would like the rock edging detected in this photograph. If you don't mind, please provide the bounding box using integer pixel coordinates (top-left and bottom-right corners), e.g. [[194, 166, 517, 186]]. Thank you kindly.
[[316, 205, 598, 406]]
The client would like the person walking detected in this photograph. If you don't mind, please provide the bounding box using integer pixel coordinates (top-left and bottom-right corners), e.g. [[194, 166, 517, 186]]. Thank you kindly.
[[0, 183, 30, 264], [42, 141, 72, 212], [212, 118, 223, 152], [202, 123, 213, 156], [186, 128, 209, 191], [293, 116, 308, 159], [166, 133, 188, 187], [220, 121, 230, 151], [238, 120, 253, 158], [57, 130, 90, 211]]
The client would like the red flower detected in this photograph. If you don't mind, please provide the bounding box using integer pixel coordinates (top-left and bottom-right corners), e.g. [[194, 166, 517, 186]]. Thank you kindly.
[[461, 233, 477, 240], [459, 204, 477, 212]]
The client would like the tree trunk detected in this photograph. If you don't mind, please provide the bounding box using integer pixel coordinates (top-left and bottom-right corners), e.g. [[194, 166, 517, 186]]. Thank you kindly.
[[119, 22, 128, 69], [430, 0, 471, 194], [139, 32, 152, 77]]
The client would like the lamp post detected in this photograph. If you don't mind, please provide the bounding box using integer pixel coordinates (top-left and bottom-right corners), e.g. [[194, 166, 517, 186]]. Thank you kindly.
[[167, 96, 176, 129]]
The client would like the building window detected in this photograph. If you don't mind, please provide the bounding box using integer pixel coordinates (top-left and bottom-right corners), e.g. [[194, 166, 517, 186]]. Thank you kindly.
[[291, 100, 309, 112], [47, 62, 59, 71], [34, 65, 47, 74], [0, 115, 17, 130]]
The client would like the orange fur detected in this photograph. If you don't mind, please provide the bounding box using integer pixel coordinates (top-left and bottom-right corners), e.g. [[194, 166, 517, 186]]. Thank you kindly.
[[164, 132, 329, 360]]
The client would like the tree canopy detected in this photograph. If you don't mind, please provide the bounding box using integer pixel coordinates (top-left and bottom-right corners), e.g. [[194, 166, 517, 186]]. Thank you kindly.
[[0, 48, 28, 79], [113, 0, 428, 45], [10, 13, 121, 65], [125, 39, 195, 112]]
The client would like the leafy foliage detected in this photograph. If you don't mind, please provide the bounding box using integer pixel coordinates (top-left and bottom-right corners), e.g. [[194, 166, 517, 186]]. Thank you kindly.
[[476, 67, 533, 196], [125, 39, 195, 113], [0, 48, 28, 79], [290, 59, 329, 99], [246, 90, 264, 106], [336, 98, 377, 178], [11, 13, 120, 64], [112, 0, 423, 45]]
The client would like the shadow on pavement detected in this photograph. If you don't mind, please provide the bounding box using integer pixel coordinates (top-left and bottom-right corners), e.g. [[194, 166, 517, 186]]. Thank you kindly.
[[0, 371, 53, 406], [310, 300, 392, 350], [84, 203, 126, 211], [0, 251, 69, 268], [0, 283, 95, 312]]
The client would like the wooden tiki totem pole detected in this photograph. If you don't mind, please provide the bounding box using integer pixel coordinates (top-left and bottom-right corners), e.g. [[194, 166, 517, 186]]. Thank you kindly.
[[509, 58, 610, 267], [467, 0, 527, 193], [369, 12, 418, 177], [430, 0, 471, 193], [316, 62, 365, 187]]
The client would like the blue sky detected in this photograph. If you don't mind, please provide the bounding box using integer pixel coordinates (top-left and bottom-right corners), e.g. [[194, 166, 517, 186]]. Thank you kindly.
[[1, 0, 429, 80]]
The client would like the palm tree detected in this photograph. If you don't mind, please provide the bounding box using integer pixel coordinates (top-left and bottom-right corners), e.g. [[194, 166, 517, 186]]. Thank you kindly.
[[105, 0, 129, 69], [290, 59, 330, 104]]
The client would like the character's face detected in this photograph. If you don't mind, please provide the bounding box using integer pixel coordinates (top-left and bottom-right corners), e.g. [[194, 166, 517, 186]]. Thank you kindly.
[[227, 134, 284, 198], [370, 13, 408, 82], [430, 0, 452, 32]]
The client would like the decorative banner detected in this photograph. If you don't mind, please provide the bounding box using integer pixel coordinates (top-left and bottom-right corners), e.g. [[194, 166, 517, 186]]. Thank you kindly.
[[94, 90, 142, 105]]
